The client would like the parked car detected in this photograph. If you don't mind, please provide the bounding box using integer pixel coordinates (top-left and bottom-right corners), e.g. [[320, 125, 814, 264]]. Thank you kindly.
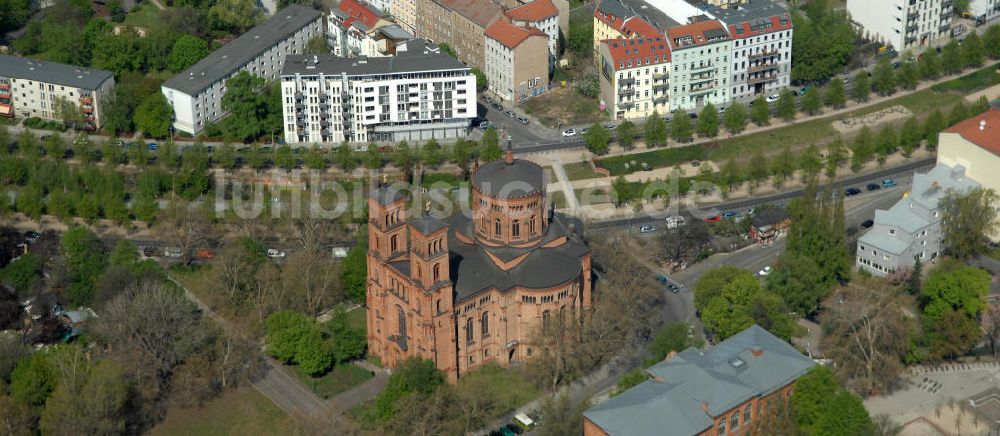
[[845, 187, 862, 196], [667, 282, 681, 293], [562, 128, 576, 137], [164, 247, 182, 258], [23, 231, 40, 242], [639, 225, 655, 233], [866, 183, 881, 191], [758, 266, 773, 276], [665, 215, 686, 229], [881, 178, 896, 188], [689, 112, 698, 119], [765, 94, 780, 103], [721, 210, 738, 219], [147, 142, 158, 151], [195, 248, 216, 260], [142, 246, 157, 257], [690, 160, 701, 167], [604, 123, 617, 130], [492, 102, 503, 111], [331, 246, 349, 258], [266, 248, 286, 258], [518, 117, 529, 125], [656, 275, 669, 285], [505, 110, 516, 118], [581, 127, 590, 135], [717, 106, 727, 114], [861, 219, 875, 228], [478, 121, 491, 130], [704, 214, 722, 223]]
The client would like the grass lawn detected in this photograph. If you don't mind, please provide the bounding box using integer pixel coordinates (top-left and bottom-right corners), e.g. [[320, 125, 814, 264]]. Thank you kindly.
[[932, 64, 1000, 93], [598, 144, 707, 176], [293, 363, 374, 400], [456, 364, 540, 416], [149, 387, 291, 436], [562, 161, 602, 181], [550, 191, 567, 208], [343, 306, 367, 332], [521, 86, 606, 127], [123, 4, 169, 30], [841, 88, 963, 119]]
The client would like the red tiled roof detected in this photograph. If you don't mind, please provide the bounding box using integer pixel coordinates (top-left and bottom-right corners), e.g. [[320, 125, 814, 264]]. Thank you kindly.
[[667, 19, 729, 49], [944, 108, 1000, 156], [726, 13, 793, 39], [338, 0, 381, 29], [603, 35, 671, 70], [505, 0, 558, 22], [594, 3, 658, 39], [485, 18, 548, 49], [442, 0, 503, 28]]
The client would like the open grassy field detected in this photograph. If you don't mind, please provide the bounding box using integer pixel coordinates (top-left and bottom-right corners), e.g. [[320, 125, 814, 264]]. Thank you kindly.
[[150, 387, 291, 436], [562, 161, 603, 180], [122, 4, 168, 30], [521, 86, 606, 127], [293, 363, 374, 400]]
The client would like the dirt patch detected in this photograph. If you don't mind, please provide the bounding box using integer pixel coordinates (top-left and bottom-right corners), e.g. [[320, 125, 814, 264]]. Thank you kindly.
[[832, 105, 912, 134], [520, 86, 607, 128]]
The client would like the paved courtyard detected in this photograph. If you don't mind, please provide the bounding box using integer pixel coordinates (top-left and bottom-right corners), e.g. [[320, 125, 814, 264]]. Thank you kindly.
[[865, 362, 1000, 435]]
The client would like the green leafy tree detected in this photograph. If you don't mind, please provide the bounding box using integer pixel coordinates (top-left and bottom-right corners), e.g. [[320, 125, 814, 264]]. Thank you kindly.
[[611, 175, 632, 207], [941, 39, 963, 74], [61, 226, 108, 305], [925, 308, 982, 360], [646, 323, 702, 364], [938, 188, 1000, 259], [470, 67, 487, 91], [480, 127, 501, 162], [798, 144, 823, 182], [642, 112, 665, 146], [275, 145, 295, 173], [697, 103, 719, 137], [824, 77, 846, 108], [899, 117, 922, 157], [898, 60, 919, 90], [875, 125, 897, 165], [771, 145, 796, 187], [748, 151, 770, 189], [670, 108, 692, 141], [962, 31, 986, 68], [373, 358, 445, 421], [921, 262, 990, 324], [304, 35, 328, 55], [617, 119, 636, 148], [851, 72, 871, 102], [776, 89, 796, 122], [724, 101, 748, 133], [265, 310, 314, 362], [342, 244, 367, 302], [924, 109, 945, 150], [295, 328, 333, 376], [9, 353, 54, 407], [15, 185, 43, 220], [333, 143, 358, 172], [40, 359, 128, 435], [872, 57, 896, 96], [421, 140, 443, 167], [750, 95, 770, 126], [327, 308, 367, 363], [825, 138, 847, 179], [611, 369, 647, 396], [919, 48, 942, 79], [790, 2, 856, 83], [791, 366, 875, 435], [168, 35, 210, 72], [133, 93, 173, 139], [698, 270, 793, 340], [209, 0, 262, 32], [0, 0, 31, 35], [221, 72, 268, 141], [984, 23, 1000, 59], [909, 258, 923, 295], [584, 123, 611, 154], [802, 86, 822, 115]]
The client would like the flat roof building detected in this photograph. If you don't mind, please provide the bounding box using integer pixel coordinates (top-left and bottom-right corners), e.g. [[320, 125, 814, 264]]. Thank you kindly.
[[161, 4, 323, 135]]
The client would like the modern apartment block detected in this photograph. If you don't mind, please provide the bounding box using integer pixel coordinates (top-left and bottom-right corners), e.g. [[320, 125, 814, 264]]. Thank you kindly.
[[505, 0, 561, 60], [709, 1, 792, 101], [667, 20, 733, 111], [598, 36, 672, 119], [847, 0, 950, 52], [0, 56, 115, 130], [584, 325, 815, 436], [327, 0, 399, 57], [485, 18, 551, 102], [280, 43, 476, 145], [160, 5, 323, 135]]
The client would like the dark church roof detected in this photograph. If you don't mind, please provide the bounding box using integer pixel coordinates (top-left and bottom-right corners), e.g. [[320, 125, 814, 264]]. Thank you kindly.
[[410, 215, 448, 235], [472, 158, 546, 198], [371, 186, 408, 205], [444, 212, 590, 303]]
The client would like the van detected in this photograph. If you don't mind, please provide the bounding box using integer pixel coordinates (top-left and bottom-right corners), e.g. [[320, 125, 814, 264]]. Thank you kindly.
[[665, 216, 686, 229], [331, 246, 349, 258]]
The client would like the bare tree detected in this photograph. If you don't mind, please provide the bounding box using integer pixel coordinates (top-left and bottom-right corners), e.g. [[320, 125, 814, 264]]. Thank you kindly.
[[283, 251, 342, 315], [248, 262, 285, 324], [820, 280, 915, 396], [212, 240, 262, 309], [284, 216, 342, 255], [156, 201, 214, 265], [657, 220, 711, 270]]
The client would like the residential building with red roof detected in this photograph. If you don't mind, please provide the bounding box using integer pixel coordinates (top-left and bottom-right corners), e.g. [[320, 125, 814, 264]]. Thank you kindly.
[[506, 0, 561, 59], [706, 1, 793, 102], [938, 108, 1000, 240], [485, 18, 551, 101], [592, 0, 670, 64], [415, 0, 504, 70], [328, 0, 398, 57], [597, 35, 672, 119], [665, 19, 733, 111]]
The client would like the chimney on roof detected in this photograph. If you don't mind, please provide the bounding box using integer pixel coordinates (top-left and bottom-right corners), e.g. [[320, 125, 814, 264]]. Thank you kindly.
[[751, 347, 763, 357]]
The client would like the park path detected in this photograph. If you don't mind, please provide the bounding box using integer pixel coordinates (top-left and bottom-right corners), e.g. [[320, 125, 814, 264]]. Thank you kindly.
[[164, 273, 331, 418], [550, 156, 580, 213]]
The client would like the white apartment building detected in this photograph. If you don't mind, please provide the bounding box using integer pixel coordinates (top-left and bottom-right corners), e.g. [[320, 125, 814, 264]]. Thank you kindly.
[[0, 55, 115, 130], [280, 42, 476, 145], [505, 0, 561, 60], [160, 5, 322, 135], [847, 0, 950, 51], [709, 2, 793, 101], [598, 36, 672, 119], [970, 0, 1000, 24], [667, 20, 733, 111], [484, 18, 550, 102]]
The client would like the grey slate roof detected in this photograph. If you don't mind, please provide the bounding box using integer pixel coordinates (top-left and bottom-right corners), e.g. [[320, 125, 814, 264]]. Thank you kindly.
[[371, 186, 408, 205], [446, 212, 590, 302], [281, 41, 468, 76], [472, 158, 545, 198], [410, 215, 448, 235], [909, 163, 978, 210], [599, 0, 681, 30], [750, 207, 788, 228], [0, 55, 113, 90], [379, 24, 414, 40], [162, 4, 322, 95], [585, 325, 815, 436]]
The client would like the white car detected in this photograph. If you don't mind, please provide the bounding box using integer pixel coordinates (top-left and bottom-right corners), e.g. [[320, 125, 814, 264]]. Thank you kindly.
[[562, 128, 576, 137], [758, 266, 773, 276], [665, 216, 686, 229], [266, 248, 286, 258], [164, 247, 182, 258], [639, 225, 655, 233], [765, 94, 780, 103]]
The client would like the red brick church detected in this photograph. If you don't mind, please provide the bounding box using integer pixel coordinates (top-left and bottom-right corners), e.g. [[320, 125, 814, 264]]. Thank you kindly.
[[365, 151, 593, 382]]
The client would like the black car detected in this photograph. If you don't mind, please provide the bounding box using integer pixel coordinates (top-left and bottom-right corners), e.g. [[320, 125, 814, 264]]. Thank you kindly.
[[492, 102, 503, 111], [861, 219, 874, 228], [24, 231, 40, 242], [845, 187, 862, 196], [667, 282, 680, 293], [866, 183, 881, 191]]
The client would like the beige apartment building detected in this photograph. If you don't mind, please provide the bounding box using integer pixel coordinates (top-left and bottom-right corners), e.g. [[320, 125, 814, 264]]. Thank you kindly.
[[937, 108, 1000, 239], [393, 0, 419, 35], [416, 0, 453, 45], [416, 0, 502, 71], [0, 55, 115, 130], [592, 0, 661, 64], [598, 36, 671, 119], [485, 18, 550, 102]]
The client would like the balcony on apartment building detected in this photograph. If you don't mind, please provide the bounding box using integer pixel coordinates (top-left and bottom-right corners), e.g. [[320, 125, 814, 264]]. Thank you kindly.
[[749, 50, 779, 61], [619, 101, 635, 109], [940, 22, 951, 32], [618, 77, 636, 86], [941, 0, 952, 9], [79, 94, 93, 105], [748, 61, 779, 74], [652, 96, 668, 105], [906, 23, 919, 33], [907, 11, 919, 21], [690, 63, 714, 73], [691, 70, 716, 82], [689, 83, 715, 94], [748, 73, 777, 85], [653, 72, 669, 80], [905, 36, 918, 45]]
